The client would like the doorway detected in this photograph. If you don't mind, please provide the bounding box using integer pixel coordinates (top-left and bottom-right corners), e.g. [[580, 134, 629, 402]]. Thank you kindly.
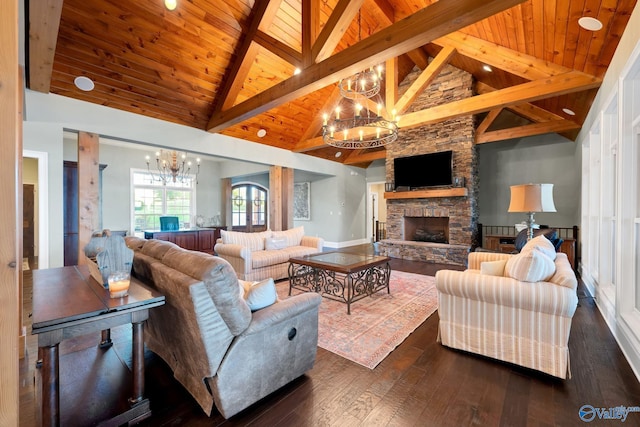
[[366, 181, 387, 242], [23, 150, 49, 269]]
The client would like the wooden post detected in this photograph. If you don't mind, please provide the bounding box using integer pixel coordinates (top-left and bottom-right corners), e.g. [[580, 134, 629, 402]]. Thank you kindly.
[[0, 0, 20, 422], [77, 132, 100, 265], [269, 166, 283, 231], [282, 167, 294, 230], [222, 178, 232, 230]]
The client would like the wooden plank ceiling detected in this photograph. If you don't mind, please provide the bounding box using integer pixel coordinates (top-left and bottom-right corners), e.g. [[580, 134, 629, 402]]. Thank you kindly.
[[29, 0, 636, 166]]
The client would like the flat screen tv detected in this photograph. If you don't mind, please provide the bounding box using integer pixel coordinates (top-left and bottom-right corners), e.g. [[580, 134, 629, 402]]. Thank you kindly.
[[393, 151, 453, 189]]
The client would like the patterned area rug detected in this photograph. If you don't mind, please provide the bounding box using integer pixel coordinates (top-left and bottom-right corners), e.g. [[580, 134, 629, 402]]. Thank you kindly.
[[276, 270, 438, 369]]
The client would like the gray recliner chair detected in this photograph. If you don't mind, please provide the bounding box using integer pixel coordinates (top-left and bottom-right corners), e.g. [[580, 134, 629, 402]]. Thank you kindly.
[[125, 237, 322, 418]]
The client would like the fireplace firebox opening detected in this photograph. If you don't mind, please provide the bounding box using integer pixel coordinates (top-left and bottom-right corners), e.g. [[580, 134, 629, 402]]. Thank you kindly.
[[403, 216, 449, 244]]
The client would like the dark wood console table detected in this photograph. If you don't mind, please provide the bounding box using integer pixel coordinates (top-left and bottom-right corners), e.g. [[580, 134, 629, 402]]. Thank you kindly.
[[31, 265, 165, 427], [144, 227, 221, 253]]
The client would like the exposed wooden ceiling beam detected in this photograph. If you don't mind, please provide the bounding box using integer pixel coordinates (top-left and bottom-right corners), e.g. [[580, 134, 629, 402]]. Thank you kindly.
[[342, 149, 387, 164], [385, 56, 399, 111], [255, 31, 303, 66], [476, 108, 503, 135], [214, 0, 281, 112], [476, 120, 582, 144], [433, 32, 576, 81], [400, 71, 600, 129], [295, 71, 599, 152], [477, 81, 566, 122], [394, 46, 456, 114], [312, 0, 364, 64], [28, 0, 64, 92], [207, 0, 527, 133]]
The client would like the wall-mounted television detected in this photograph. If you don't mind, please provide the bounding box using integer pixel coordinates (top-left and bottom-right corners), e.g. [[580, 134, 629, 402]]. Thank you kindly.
[[393, 150, 453, 189]]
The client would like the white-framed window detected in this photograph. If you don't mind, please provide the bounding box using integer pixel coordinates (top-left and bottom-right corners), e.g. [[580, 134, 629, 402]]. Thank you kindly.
[[131, 169, 197, 232]]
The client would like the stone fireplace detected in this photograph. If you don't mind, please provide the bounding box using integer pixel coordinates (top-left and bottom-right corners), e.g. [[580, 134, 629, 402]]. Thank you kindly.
[[377, 64, 479, 266]]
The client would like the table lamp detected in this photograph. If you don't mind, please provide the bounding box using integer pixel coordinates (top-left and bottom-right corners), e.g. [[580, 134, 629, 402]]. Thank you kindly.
[[508, 183, 557, 240]]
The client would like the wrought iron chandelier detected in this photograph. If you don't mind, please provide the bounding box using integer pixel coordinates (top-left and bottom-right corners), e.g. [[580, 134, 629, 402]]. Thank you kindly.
[[145, 150, 200, 185], [321, 12, 399, 149]]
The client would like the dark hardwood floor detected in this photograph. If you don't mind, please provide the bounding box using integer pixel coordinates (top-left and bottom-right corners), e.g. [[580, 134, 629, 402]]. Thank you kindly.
[[19, 245, 640, 426]]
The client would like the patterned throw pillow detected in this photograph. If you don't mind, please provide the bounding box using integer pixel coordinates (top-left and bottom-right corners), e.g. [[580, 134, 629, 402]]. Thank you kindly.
[[505, 250, 556, 282]]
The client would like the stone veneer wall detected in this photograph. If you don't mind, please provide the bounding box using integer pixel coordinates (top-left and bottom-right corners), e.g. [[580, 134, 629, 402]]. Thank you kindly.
[[378, 64, 479, 266]]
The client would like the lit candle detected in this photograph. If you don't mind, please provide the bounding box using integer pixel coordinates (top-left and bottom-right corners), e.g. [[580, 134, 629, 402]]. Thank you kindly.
[[359, 130, 364, 141], [377, 103, 382, 116], [335, 107, 341, 120], [196, 157, 201, 164], [330, 126, 335, 138], [323, 113, 328, 126], [377, 65, 383, 78], [392, 109, 397, 121], [108, 271, 131, 299], [343, 129, 348, 140], [355, 103, 362, 116], [376, 128, 381, 139], [361, 78, 366, 91], [347, 79, 351, 91]]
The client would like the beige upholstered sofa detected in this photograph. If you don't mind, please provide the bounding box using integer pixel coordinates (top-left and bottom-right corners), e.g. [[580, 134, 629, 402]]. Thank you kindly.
[[125, 236, 322, 418], [435, 236, 578, 379], [214, 226, 324, 281]]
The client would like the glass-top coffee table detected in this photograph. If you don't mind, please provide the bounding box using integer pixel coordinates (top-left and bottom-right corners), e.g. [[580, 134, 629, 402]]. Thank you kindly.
[[288, 252, 391, 314]]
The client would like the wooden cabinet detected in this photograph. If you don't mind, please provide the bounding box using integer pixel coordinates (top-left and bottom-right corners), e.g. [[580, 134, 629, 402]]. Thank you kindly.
[[144, 228, 221, 253], [484, 234, 576, 270]]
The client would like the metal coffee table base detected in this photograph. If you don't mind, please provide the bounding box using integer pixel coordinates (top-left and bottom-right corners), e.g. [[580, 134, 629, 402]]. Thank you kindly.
[[288, 262, 391, 314]]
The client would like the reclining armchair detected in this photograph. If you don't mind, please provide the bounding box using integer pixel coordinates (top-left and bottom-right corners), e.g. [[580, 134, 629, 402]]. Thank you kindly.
[[126, 237, 322, 418]]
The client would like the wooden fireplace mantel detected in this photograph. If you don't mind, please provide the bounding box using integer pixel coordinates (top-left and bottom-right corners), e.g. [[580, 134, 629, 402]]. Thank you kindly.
[[384, 188, 468, 199]]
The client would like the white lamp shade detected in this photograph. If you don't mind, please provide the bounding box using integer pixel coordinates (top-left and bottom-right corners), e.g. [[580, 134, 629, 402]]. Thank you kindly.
[[508, 183, 557, 213]]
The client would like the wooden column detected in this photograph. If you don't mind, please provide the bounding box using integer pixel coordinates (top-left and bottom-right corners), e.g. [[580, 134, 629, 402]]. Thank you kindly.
[[269, 166, 294, 231], [18, 67, 26, 358], [77, 132, 100, 265], [222, 178, 232, 230], [0, 0, 20, 422], [269, 166, 283, 231], [282, 167, 294, 230]]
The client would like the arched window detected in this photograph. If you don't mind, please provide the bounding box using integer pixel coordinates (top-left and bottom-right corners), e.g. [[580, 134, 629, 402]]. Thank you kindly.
[[231, 183, 268, 232]]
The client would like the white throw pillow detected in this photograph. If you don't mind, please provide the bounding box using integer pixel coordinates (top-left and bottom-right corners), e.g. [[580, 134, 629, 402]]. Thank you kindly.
[[265, 237, 288, 250], [221, 229, 271, 251], [480, 259, 507, 276], [243, 278, 278, 311], [505, 250, 556, 283], [272, 226, 304, 248], [521, 234, 557, 260]]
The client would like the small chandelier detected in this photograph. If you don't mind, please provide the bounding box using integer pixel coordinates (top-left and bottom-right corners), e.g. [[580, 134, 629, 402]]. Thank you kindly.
[[145, 150, 200, 185]]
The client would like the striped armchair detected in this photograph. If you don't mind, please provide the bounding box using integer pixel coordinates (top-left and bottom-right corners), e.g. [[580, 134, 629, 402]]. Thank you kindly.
[[435, 251, 578, 379]]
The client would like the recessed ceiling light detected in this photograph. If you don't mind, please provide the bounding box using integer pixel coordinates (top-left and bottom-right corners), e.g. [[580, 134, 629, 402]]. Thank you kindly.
[[482, 65, 492, 72], [562, 108, 576, 116], [293, 68, 301, 75], [257, 128, 267, 138], [164, 0, 177, 10], [74, 76, 95, 91], [335, 151, 342, 158], [578, 17, 603, 31]]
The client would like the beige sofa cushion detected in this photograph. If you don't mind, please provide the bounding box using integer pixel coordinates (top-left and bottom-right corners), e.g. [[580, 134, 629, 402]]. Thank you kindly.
[[505, 250, 555, 282], [221, 229, 271, 251], [480, 259, 507, 276]]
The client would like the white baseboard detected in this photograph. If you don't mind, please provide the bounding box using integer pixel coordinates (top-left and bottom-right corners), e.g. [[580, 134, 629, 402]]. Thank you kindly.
[[323, 238, 371, 249]]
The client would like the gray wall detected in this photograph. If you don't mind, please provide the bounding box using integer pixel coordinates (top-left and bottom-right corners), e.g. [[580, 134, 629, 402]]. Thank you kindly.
[[477, 133, 581, 228]]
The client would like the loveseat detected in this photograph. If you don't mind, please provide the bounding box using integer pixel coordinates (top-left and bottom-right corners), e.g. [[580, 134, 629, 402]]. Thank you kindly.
[[436, 235, 578, 379], [124, 236, 322, 418], [214, 226, 324, 281]]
